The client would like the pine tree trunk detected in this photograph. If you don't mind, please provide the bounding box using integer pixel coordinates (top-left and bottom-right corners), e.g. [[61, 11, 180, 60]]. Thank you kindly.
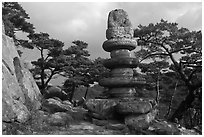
[[40, 69, 46, 94], [156, 72, 160, 104], [84, 86, 89, 99], [166, 81, 178, 118], [169, 89, 195, 122], [69, 83, 76, 101]]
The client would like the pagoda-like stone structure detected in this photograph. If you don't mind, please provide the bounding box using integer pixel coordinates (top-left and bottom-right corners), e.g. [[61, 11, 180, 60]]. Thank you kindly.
[[86, 9, 157, 133], [99, 9, 142, 98]]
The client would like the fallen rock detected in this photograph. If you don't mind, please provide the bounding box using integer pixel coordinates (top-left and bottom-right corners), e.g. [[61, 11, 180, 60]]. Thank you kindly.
[[41, 98, 88, 121], [41, 98, 73, 113], [71, 107, 88, 121], [125, 109, 158, 131], [47, 112, 73, 126], [147, 120, 180, 135], [88, 112, 106, 120], [62, 100, 73, 106], [44, 86, 68, 101], [178, 127, 200, 135], [92, 118, 109, 126], [105, 122, 126, 131]]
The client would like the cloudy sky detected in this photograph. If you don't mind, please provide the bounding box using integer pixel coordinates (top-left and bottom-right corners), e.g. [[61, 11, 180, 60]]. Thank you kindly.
[[19, 2, 202, 61]]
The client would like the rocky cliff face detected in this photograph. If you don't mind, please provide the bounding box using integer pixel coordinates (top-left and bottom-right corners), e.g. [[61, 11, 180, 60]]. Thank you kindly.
[[2, 26, 42, 126]]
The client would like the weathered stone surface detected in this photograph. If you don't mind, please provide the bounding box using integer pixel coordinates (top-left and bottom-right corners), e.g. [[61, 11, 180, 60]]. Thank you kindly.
[[147, 120, 180, 135], [44, 86, 68, 101], [2, 22, 5, 34], [103, 58, 139, 69], [106, 9, 133, 39], [110, 49, 131, 58], [109, 88, 137, 98], [13, 57, 41, 110], [92, 118, 109, 126], [63, 100, 73, 106], [85, 99, 118, 119], [146, 120, 200, 135], [111, 68, 133, 77], [105, 122, 127, 130], [71, 107, 88, 121], [125, 109, 158, 131], [41, 98, 73, 113], [99, 77, 146, 88], [67, 122, 127, 135], [108, 9, 132, 28], [102, 38, 137, 52], [41, 98, 88, 121], [89, 112, 106, 120], [106, 27, 133, 39], [116, 98, 153, 114], [47, 112, 73, 126], [2, 63, 29, 122], [2, 32, 41, 124]]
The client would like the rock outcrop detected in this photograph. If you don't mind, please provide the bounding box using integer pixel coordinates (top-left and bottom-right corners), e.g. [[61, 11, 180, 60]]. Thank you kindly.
[[2, 24, 42, 132]]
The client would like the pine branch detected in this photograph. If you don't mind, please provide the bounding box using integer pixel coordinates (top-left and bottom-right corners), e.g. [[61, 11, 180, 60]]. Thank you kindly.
[[140, 52, 169, 62]]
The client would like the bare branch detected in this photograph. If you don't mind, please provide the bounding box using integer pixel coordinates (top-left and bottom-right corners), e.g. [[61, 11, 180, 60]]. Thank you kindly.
[[170, 47, 201, 54], [44, 55, 50, 61], [35, 46, 41, 51], [184, 64, 202, 68], [170, 48, 190, 54]]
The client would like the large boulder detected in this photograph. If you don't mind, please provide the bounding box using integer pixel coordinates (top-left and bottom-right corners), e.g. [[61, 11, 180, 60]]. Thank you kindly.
[[85, 99, 118, 120], [44, 86, 68, 101], [147, 120, 180, 135], [41, 98, 73, 113], [116, 98, 156, 115], [47, 112, 73, 126], [125, 109, 158, 132], [2, 28, 41, 126], [41, 98, 88, 121]]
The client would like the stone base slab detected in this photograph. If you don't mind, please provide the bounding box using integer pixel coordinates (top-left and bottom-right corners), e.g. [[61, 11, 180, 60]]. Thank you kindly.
[[116, 98, 154, 114]]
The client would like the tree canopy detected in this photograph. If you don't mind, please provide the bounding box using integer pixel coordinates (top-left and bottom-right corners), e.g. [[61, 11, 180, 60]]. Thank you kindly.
[[134, 19, 202, 123], [28, 32, 68, 93], [62, 41, 109, 100], [2, 2, 35, 48]]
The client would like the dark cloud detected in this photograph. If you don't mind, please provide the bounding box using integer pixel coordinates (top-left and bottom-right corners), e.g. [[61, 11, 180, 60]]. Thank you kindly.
[[20, 2, 202, 60]]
